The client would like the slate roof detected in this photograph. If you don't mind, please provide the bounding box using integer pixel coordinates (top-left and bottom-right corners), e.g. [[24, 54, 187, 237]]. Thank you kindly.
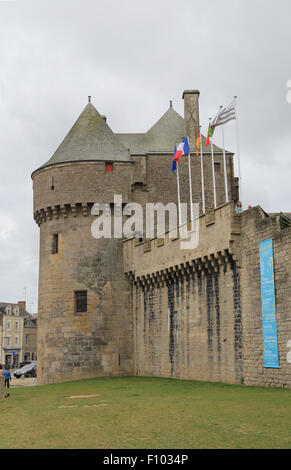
[[35, 101, 231, 172], [116, 106, 227, 155], [0, 302, 30, 317], [39, 102, 131, 170]]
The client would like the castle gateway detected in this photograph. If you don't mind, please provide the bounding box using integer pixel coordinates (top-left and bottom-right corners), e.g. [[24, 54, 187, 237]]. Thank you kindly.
[[32, 90, 291, 388]]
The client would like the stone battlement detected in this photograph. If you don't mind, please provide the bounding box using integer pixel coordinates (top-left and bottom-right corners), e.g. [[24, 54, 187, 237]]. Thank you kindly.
[[123, 201, 242, 285]]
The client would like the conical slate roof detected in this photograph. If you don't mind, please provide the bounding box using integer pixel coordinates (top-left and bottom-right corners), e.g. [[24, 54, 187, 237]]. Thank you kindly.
[[40, 102, 131, 169], [36, 101, 231, 173], [116, 107, 185, 154], [146, 107, 185, 151], [116, 105, 227, 155]]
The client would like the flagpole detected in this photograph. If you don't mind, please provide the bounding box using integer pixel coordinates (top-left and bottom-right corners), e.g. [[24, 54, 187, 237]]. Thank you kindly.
[[187, 138, 194, 224], [209, 118, 217, 208], [199, 126, 205, 214], [234, 96, 242, 206], [176, 161, 182, 226], [220, 106, 229, 203]]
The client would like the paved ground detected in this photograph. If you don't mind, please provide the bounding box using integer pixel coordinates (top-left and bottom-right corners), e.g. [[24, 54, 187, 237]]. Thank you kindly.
[[10, 377, 35, 387]]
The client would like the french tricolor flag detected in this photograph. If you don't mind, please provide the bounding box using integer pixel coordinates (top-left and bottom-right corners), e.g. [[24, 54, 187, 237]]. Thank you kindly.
[[174, 137, 190, 163]]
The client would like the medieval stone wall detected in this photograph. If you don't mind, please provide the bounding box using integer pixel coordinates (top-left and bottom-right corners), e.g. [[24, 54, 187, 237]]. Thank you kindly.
[[125, 202, 244, 385], [132, 266, 243, 384], [144, 152, 235, 214], [33, 162, 134, 384], [124, 203, 291, 388], [240, 207, 291, 388]]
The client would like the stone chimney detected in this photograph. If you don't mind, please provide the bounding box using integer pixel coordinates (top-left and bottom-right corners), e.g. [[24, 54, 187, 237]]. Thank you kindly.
[[18, 301, 26, 310], [182, 90, 200, 146]]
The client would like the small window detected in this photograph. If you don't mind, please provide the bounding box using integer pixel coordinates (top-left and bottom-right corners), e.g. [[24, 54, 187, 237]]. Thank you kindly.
[[15, 336, 18, 346], [75, 291, 87, 313], [7, 321, 11, 331], [26, 335, 29, 345], [14, 307, 19, 316], [52, 234, 59, 254], [105, 162, 113, 173], [214, 162, 221, 173], [15, 321, 18, 330], [7, 336, 10, 346]]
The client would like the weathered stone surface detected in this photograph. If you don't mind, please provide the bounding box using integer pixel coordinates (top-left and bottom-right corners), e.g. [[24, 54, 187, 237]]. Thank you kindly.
[[32, 97, 290, 388], [0, 375, 4, 399]]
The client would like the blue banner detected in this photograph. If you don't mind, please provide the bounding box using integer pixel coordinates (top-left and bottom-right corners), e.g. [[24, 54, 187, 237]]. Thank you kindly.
[[259, 238, 279, 368]]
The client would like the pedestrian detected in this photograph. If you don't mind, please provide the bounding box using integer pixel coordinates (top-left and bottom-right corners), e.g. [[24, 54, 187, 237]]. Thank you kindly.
[[2, 367, 11, 389], [235, 201, 243, 214]]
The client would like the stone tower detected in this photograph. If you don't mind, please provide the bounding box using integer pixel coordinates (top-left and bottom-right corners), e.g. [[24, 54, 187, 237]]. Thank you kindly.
[[32, 101, 134, 384], [33, 92, 237, 384]]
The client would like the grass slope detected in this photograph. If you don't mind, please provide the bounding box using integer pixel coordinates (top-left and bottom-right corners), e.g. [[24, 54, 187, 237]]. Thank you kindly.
[[0, 377, 290, 449]]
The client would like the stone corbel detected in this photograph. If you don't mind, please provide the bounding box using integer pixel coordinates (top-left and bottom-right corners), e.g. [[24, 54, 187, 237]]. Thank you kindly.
[[71, 204, 78, 217], [45, 207, 52, 221], [52, 206, 59, 219], [82, 203, 88, 217], [60, 205, 68, 218]]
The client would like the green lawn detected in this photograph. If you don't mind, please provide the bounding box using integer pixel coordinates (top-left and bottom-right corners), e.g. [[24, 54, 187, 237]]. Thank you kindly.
[[0, 377, 290, 449]]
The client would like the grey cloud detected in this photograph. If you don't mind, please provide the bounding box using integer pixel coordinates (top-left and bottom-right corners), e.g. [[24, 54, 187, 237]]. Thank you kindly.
[[0, 0, 290, 310]]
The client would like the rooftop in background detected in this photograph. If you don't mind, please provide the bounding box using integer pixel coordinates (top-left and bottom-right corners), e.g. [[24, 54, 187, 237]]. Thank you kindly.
[[0, 301, 32, 318]]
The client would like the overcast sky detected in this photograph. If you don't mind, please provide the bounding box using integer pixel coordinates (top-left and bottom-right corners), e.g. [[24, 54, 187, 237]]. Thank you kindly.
[[0, 0, 290, 313]]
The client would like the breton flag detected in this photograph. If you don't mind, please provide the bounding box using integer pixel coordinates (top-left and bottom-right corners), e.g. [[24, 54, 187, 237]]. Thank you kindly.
[[211, 100, 236, 128], [171, 143, 177, 173], [174, 137, 190, 163]]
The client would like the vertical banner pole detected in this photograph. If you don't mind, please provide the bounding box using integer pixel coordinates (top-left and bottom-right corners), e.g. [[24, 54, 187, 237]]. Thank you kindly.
[[220, 108, 229, 203], [200, 126, 206, 214], [188, 149, 194, 224], [210, 140, 217, 209], [209, 117, 217, 209], [234, 96, 242, 206], [176, 162, 181, 226]]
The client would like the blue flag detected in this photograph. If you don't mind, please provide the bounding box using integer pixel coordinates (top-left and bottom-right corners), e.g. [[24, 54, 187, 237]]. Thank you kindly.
[[182, 136, 190, 155], [171, 143, 177, 173]]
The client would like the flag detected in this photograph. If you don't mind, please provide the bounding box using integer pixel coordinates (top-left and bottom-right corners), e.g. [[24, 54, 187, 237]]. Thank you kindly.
[[196, 132, 201, 156], [211, 100, 236, 128], [171, 143, 177, 172], [206, 125, 215, 147], [174, 137, 190, 163]]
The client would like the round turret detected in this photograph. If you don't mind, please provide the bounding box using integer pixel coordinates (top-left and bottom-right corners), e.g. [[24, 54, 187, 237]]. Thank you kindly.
[[32, 101, 133, 384]]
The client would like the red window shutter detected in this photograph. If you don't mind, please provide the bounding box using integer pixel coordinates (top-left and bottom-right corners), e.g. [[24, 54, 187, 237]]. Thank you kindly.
[[105, 162, 113, 173]]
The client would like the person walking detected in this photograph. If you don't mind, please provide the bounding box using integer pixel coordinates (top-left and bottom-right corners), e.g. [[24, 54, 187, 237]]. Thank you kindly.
[[2, 367, 11, 389]]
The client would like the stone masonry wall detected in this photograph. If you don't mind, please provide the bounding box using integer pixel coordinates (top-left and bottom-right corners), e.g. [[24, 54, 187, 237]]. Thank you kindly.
[[33, 162, 134, 384], [132, 266, 243, 384], [145, 152, 235, 215], [240, 207, 291, 388], [125, 203, 291, 388], [125, 202, 244, 385]]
